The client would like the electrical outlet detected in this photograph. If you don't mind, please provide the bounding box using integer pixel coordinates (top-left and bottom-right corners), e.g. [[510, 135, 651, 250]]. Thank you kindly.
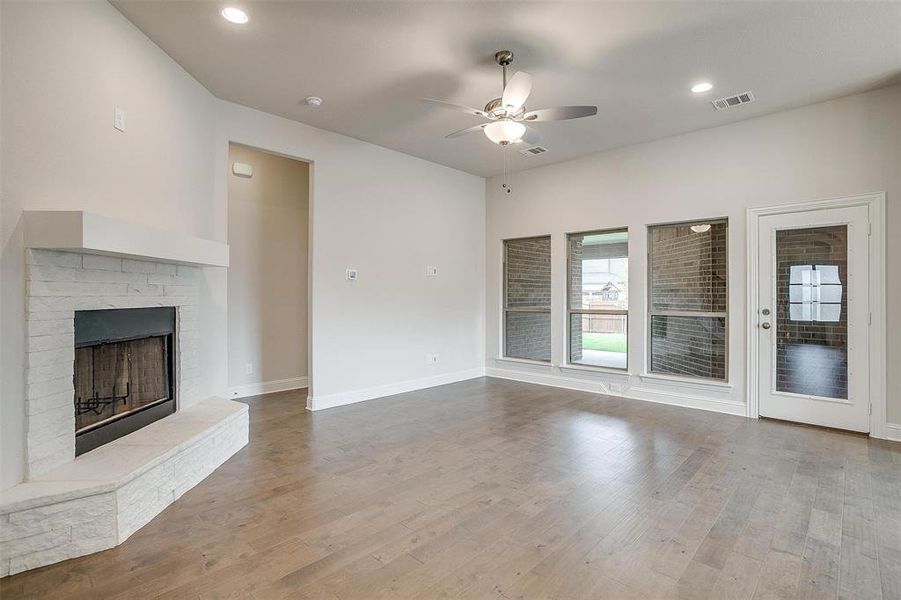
[[425, 266, 438, 277], [114, 107, 125, 131], [430, 354, 440, 364], [245, 362, 253, 375]]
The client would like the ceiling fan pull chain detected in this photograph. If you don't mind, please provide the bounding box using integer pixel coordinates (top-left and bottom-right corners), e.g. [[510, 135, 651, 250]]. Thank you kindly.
[[502, 145, 512, 194]]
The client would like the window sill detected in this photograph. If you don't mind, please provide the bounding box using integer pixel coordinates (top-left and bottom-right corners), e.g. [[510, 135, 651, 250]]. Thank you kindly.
[[559, 363, 631, 377], [638, 372, 733, 391], [494, 356, 553, 368]]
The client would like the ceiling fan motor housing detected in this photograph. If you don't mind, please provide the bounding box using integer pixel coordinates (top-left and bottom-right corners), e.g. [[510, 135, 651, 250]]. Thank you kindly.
[[484, 97, 524, 119], [494, 50, 514, 66]]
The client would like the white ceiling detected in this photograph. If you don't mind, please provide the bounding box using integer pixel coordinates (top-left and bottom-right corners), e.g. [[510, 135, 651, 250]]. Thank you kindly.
[[113, 1, 901, 178]]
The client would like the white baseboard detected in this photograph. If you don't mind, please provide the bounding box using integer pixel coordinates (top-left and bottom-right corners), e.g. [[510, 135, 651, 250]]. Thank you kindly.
[[228, 376, 308, 399], [625, 385, 747, 416], [485, 367, 607, 395], [484, 366, 746, 417], [884, 423, 901, 443], [308, 367, 485, 411]]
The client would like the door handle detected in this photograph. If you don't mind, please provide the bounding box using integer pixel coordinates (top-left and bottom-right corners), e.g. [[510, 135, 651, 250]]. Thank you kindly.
[[761, 322, 771, 330]]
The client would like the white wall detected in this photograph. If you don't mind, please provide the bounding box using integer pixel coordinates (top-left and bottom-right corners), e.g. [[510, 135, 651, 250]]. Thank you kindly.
[[486, 85, 900, 424], [1, 0, 486, 488], [216, 102, 486, 409], [227, 144, 309, 393], [0, 0, 221, 489]]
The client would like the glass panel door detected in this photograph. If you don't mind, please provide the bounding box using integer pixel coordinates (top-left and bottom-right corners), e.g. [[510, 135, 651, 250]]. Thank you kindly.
[[757, 205, 870, 433], [775, 225, 848, 399]]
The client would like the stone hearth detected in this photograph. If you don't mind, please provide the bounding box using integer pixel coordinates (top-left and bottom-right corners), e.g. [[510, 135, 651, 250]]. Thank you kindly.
[[0, 248, 245, 577]]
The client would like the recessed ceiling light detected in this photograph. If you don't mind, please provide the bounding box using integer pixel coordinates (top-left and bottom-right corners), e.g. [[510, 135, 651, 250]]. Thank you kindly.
[[691, 82, 714, 94], [304, 96, 323, 108], [220, 7, 248, 24]]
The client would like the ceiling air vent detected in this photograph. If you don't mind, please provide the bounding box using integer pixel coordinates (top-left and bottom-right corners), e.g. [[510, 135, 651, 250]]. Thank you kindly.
[[519, 145, 548, 156], [711, 91, 755, 111]]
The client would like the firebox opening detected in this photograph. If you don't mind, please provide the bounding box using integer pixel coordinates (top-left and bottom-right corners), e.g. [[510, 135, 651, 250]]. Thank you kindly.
[[74, 307, 176, 456]]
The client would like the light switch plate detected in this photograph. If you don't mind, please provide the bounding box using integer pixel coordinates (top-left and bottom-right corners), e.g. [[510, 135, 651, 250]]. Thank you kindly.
[[426, 266, 438, 277], [114, 107, 125, 131], [345, 268, 358, 281]]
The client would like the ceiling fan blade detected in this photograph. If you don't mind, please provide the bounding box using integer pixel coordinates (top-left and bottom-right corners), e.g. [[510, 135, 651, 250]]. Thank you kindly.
[[502, 71, 532, 112], [519, 126, 543, 145], [523, 106, 598, 122], [421, 98, 487, 118], [446, 123, 489, 138]]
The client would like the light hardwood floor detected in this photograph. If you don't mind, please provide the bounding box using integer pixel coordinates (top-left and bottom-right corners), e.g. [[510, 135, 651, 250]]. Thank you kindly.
[[2, 377, 899, 599]]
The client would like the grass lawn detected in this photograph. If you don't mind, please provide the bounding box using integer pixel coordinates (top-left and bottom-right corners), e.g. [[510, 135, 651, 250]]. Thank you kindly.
[[581, 332, 627, 353]]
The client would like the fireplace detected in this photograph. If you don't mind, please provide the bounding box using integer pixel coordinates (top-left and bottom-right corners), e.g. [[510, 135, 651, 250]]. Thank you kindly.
[[74, 307, 176, 455], [4, 243, 245, 577]]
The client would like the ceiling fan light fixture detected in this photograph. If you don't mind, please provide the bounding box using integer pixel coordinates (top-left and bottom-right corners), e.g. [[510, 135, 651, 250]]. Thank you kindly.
[[484, 120, 526, 145]]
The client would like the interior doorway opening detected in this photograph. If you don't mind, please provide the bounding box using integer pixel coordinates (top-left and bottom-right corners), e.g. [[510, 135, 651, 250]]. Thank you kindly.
[[227, 143, 312, 400]]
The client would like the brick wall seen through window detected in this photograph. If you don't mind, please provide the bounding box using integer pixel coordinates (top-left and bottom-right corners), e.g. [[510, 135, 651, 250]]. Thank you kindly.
[[648, 220, 728, 380], [504, 236, 551, 361]]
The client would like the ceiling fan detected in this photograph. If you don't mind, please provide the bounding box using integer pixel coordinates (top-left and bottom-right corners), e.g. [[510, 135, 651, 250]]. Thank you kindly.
[[421, 50, 598, 147]]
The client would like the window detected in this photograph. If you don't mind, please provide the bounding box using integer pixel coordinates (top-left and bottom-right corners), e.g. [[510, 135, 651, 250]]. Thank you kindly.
[[648, 220, 727, 380], [788, 265, 842, 322], [567, 229, 628, 369], [503, 236, 551, 361]]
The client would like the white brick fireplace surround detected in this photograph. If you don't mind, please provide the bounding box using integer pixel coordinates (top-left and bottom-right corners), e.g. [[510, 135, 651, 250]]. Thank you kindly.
[[24, 250, 203, 477], [1, 240, 246, 577]]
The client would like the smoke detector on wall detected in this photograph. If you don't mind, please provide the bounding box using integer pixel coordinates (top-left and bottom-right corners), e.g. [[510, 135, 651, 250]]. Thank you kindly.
[[232, 162, 253, 178], [711, 91, 756, 110]]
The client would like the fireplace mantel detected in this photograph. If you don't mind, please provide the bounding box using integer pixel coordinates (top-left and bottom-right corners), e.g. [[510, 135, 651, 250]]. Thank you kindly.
[[24, 210, 229, 267]]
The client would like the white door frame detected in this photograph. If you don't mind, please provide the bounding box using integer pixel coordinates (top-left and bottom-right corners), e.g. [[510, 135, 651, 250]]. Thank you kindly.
[[746, 192, 887, 438]]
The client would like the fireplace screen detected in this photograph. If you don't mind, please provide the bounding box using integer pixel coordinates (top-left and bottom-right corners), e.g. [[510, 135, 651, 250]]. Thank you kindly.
[[74, 307, 176, 455], [75, 336, 171, 431]]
